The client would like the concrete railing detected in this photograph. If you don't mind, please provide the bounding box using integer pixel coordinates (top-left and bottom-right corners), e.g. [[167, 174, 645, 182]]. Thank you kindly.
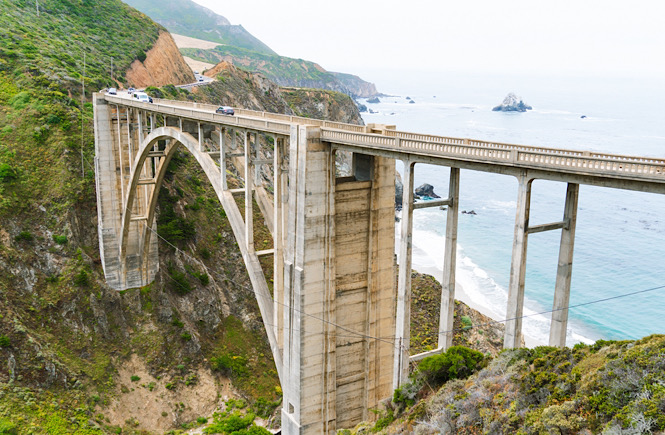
[[104, 94, 665, 183], [106, 96, 291, 135], [320, 129, 665, 181]]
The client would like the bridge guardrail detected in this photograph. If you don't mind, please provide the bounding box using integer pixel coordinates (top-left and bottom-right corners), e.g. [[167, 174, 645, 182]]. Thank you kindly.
[[106, 95, 292, 135], [321, 129, 665, 180]]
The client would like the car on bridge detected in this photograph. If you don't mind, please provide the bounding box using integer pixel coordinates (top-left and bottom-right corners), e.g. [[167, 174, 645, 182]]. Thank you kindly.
[[133, 92, 151, 103], [107, 87, 117, 95], [215, 106, 234, 115]]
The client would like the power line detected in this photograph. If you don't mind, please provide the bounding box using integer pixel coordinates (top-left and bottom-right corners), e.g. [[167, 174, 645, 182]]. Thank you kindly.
[[133, 209, 665, 350], [434, 284, 665, 339], [139, 221, 400, 348]]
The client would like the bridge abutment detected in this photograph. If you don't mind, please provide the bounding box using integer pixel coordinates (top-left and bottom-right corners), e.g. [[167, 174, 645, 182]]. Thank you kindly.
[[94, 95, 158, 290]]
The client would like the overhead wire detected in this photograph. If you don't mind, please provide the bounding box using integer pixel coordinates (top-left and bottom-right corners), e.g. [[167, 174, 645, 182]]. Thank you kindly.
[[140, 216, 665, 349], [139, 220, 402, 350]]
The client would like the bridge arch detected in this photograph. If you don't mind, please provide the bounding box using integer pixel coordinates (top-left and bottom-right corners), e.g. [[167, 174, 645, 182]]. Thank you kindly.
[[118, 126, 222, 284]]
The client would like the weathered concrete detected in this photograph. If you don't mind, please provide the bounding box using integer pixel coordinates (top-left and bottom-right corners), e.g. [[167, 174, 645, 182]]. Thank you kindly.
[[394, 160, 414, 389], [549, 183, 579, 347], [504, 173, 532, 348], [438, 167, 460, 350]]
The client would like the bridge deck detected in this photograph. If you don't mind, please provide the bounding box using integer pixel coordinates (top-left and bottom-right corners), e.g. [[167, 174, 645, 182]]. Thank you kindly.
[[104, 94, 665, 193]]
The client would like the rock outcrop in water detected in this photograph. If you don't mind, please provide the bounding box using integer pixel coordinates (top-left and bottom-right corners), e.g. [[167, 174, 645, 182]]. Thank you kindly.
[[492, 92, 532, 112], [415, 183, 440, 199]]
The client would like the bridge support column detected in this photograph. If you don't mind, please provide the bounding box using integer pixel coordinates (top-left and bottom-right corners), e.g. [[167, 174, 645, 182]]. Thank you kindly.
[[549, 183, 579, 347], [282, 125, 336, 434], [274, 137, 285, 351], [281, 131, 396, 434], [220, 128, 227, 190], [394, 160, 415, 389], [244, 131, 254, 251], [504, 173, 533, 348], [438, 167, 460, 350]]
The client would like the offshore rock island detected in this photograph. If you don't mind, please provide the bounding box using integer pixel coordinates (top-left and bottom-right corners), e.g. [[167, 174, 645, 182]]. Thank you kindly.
[[492, 92, 533, 112]]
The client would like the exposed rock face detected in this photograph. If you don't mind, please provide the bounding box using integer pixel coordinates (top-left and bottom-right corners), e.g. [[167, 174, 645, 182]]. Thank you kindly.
[[125, 31, 195, 88], [367, 97, 381, 104], [199, 61, 291, 113], [415, 183, 440, 198], [329, 72, 379, 98], [492, 92, 532, 112], [280, 87, 364, 125]]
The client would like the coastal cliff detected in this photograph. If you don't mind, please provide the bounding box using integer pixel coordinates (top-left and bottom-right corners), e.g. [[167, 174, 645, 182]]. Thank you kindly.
[[125, 31, 195, 88], [181, 45, 380, 98], [330, 71, 380, 98], [280, 87, 365, 125]]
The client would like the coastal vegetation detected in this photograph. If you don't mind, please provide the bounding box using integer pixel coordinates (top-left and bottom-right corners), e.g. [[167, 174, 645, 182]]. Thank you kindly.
[[353, 335, 665, 434]]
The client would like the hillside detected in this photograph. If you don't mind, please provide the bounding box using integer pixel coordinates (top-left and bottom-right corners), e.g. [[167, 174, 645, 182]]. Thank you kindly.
[[0, 1, 363, 432], [182, 44, 379, 98], [122, 0, 380, 98], [352, 335, 665, 434], [123, 0, 276, 55]]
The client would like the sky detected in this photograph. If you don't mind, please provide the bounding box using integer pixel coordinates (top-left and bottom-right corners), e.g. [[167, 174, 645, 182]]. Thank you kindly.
[[191, 0, 665, 78]]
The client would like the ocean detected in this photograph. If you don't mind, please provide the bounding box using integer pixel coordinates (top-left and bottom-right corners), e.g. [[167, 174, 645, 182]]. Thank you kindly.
[[357, 70, 665, 345]]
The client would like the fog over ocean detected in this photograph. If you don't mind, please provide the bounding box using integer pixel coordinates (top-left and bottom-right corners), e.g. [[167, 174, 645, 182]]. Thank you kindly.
[[359, 71, 665, 345]]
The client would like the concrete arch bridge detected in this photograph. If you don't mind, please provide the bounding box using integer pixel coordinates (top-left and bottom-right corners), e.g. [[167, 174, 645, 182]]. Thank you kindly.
[[93, 93, 665, 434]]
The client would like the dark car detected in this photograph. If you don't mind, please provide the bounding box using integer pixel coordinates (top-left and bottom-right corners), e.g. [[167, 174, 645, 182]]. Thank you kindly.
[[215, 106, 234, 115]]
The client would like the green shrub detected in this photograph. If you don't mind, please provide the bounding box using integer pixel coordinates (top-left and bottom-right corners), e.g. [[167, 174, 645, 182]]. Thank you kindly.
[[204, 411, 270, 435], [14, 231, 33, 242], [251, 397, 281, 419], [172, 318, 184, 328], [460, 315, 473, 331], [196, 417, 208, 425], [210, 353, 248, 378], [0, 417, 17, 435], [200, 247, 211, 259], [130, 375, 140, 382], [181, 332, 192, 341], [393, 380, 421, 410], [0, 163, 17, 182], [0, 335, 10, 348], [167, 265, 192, 295], [418, 346, 486, 386], [372, 408, 395, 432], [73, 270, 89, 287], [196, 272, 209, 286], [53, 235, 68, 244], [8, 91, 31, 110]]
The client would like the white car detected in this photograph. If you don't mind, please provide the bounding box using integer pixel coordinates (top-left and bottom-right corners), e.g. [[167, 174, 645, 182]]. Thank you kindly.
[[133, 92, 151, 103]]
